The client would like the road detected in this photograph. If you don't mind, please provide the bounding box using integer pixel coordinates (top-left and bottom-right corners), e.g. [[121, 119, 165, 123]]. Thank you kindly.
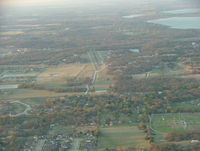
[[0, 71, 8, 79], [69, 138, 82, 151], [84, 50, 107, 95], [33, 139, 46, 151], [10, 101, 31, 117], [84, 84, 90, 95], [148, 114, 165, 135]]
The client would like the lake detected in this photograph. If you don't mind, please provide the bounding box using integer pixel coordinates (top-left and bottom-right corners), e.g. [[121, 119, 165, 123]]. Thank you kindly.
[[0, 85, 18, 89], [2, 73, 36, 78], [147, 17, 200, 29], [164, 8, 200, 14], [128, 49, 140, 53], [122, 14, 143, 19]]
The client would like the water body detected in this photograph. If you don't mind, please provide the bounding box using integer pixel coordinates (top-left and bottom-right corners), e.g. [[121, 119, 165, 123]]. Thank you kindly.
[[148, 17, 200, 29], [164, 8, 200, 14], [0, 85, 18, 89], [129, 49, 140, 53], [122, 14, 143, 19], [2, 73, 36, 78], [95, 90, 107, 93]]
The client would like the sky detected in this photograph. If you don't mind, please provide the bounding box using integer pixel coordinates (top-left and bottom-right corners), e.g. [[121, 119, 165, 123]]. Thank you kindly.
[[2, 0, 58, 3], [0, 0, 199, 10], [0, 0, 146, 8], [1, 0, 62, 4], [0, 0, 154, 5]]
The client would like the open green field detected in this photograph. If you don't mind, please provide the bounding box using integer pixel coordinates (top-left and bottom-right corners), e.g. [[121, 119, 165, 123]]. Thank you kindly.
[[151, 112, 200, 133], [10, 102, 26, 114], [49, 125, 74, 135], [171, 101, 200, 112], [97, 126, 147, 151], [19, 97, 48, 105]]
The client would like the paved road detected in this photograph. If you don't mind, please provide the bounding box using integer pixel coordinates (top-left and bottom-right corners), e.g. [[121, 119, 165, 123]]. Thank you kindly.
[[84, 50, 107, 95], [84, 85, 90, 95]]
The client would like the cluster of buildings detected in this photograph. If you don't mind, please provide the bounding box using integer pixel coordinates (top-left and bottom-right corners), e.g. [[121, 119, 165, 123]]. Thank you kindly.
[[22, 128, 97, 151]]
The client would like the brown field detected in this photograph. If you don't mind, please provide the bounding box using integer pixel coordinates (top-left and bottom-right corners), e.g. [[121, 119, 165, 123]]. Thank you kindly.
[[132, 66, 191, 79], [77, 63, 94, 78], [94, 67, 112, 91], [94, 84, 110, 89], [8, 89, 82, 99], [37, 63, 93, 84], [0, 31, 25, 35], [76, 125, 98, 132], [0, 63, 111, 99], [97, 66, 111, 79]]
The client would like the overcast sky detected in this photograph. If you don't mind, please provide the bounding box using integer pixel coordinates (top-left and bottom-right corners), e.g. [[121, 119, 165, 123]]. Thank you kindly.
[[0, 0, 199, 12], [0, 0, 179, 5]]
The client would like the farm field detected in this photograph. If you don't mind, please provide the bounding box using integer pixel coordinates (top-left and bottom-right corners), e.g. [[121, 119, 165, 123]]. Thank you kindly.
[[132, 64, 196, 80], [86, 50, 111, 94], [36, 63, 94, 84], [151, 112, 200, 133], [2, 89, 82, 99], [0, 50, 112, 98], [19, 97, 48, 106], [10, 101, 26, 114], [93, 67, 112, 92], [97, 126, 148, 151], [49, 125, 74, 135], [0, 61, 111, 99]]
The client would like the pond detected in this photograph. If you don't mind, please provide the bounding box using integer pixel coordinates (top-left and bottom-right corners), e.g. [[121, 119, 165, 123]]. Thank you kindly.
[[95, 90, 107, 93], [0, 84, 18, 89], [147, 17, 200, 29], [163, 8, 200, 14], [128, 49, 140, 53]]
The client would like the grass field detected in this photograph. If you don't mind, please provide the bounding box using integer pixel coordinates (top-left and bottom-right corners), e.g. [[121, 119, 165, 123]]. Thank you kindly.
[[171, 101, 200, 111], [10, 102, 26, 114], [151, 112, 200, 133], [97, 126, 148, 151], [49, 125, 74, 135], [19, 97, 48, 105]]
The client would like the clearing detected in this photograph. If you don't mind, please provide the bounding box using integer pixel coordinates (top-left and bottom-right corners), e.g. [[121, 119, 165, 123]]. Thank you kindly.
[[97, 126, 148, 151], [150, 112, 200, 133]]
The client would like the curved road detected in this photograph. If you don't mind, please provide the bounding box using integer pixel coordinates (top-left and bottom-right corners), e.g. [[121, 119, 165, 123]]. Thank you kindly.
[[10, 101, 31, 117]]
